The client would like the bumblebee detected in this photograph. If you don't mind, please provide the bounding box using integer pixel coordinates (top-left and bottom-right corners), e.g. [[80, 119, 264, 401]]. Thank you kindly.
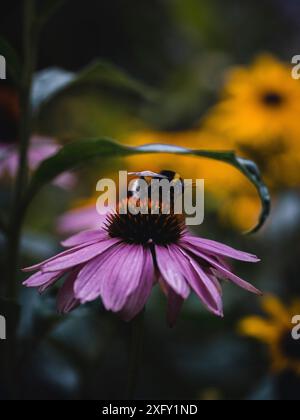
[[129, 170, 182, 193], [159, 170, 183, 185], [128, 170, 184, 212]]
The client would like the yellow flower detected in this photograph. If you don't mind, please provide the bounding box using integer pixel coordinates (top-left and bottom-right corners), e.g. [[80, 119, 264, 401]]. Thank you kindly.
[[239, 296, 300, 375], [122, 55, 300, 230], [205, 55, 300, 147]]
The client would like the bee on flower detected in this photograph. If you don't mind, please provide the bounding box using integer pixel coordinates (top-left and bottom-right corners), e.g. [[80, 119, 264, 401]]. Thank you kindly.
[[24, 171, 261, 325]]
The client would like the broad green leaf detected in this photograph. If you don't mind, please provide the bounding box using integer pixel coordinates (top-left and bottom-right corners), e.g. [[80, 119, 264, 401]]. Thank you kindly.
[[33, 61, 156, 110], [25, 138, 270, 233], [0, 37, 21, 84], [73, 61, 156, 102], [36, 61, 156, 139], [31, 68, 74, 111]]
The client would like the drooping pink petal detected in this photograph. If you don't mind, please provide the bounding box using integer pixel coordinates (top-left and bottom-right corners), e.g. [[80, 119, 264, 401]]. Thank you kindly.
[[182, 242, 261, 295], [166, 287, 184, 328], [39, 279, 60, 294], [155, 245, 190, 299], [74, 243, 124, 303], [57, 271, 80, 314], [38, 239, 120, 273], [173, 246, 223, 316], [61, 230, 107, 248], [23, 243, 91, 272], [23, 270, 63, 288], [101, 244, 146, 312], [207, 270, 223, 296], [181, 235, 260, 263], [119, 248, 155, 322]]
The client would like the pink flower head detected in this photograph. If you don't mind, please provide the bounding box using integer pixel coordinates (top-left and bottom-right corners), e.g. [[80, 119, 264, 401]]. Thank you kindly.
[[0, 136, 76, 189], [23, 197, 261, 325]]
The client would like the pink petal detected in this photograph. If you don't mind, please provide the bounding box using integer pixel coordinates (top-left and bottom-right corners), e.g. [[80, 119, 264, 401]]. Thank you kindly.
[[183, 243, 261, 295], [166, 287, 184, 327], [101, 245, 147, 312], [23, 270, 62, 288], [181, 235, 260, 263], [7, 153, 18, 177], [39, 239, 120, 273], [53, 172, 77, 190], [28, 141, 58, 168], [57, 272, 80, 314], [61, 230, 107, 248], [56, 206, 106, 235], [174, 246, 223, 316], [74, 243, 124, 303], [208, 271, 223, 296], [23, 243, 90, 272], [155, 245, 190, 299], [119, 248, 155, 322]]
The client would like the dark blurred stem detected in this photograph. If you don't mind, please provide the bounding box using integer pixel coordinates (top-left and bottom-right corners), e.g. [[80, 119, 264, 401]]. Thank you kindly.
[[0, 212, 8, 234], [6, 0, 37, 300], [127, 310, 145, 400]]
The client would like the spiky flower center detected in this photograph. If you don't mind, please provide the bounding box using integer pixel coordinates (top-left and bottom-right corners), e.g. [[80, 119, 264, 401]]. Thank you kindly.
[[106, 201, 186, 245]]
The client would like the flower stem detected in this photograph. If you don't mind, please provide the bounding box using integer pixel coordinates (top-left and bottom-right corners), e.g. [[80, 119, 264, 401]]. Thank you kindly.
[[5, 0, 37, 300], [127, 310, 145, 400]]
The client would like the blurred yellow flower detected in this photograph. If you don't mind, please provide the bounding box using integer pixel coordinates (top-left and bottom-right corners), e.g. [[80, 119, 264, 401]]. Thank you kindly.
[[122, 54, 300, 230], [239, 296, 300, 375], [205, 55, 300, 147]]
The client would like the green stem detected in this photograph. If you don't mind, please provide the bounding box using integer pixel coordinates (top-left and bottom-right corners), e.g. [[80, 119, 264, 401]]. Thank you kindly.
[[6, 0, 37, 300], [127, 310, 145, 400]]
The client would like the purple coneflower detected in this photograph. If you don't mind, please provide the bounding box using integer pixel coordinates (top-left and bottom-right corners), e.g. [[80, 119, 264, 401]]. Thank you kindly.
[[23, 200, 261, 325]]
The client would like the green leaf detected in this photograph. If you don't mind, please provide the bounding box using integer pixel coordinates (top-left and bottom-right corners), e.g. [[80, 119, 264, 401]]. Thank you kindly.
[[33, 60, 156, 111], [0, 37, 21, 84], [25, 138, 270, 233], [35, 61, 156, 108], [35, 61, 156, 139], [72, 61, 156, 101]]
